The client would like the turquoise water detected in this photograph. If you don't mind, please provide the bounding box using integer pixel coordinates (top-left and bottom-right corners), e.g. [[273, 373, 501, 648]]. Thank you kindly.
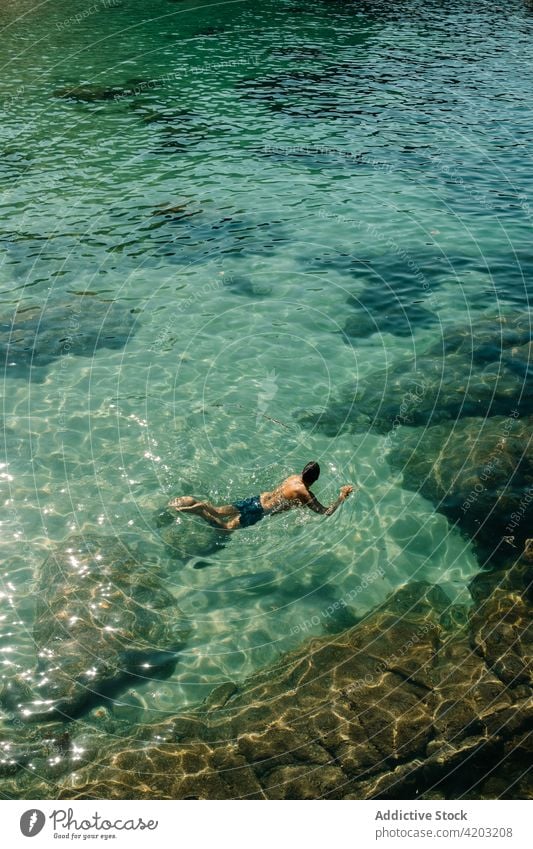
[[0, 0, 531, 726]]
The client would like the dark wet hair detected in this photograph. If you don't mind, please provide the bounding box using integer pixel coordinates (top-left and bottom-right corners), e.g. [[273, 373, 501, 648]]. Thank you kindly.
[[302, 461, 320, 487]]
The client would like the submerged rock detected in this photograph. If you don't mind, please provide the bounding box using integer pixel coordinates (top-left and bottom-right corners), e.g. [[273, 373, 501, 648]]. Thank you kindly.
[[151, 200, 199, 217], [0, 297, 136, 378], [343, 284, 437, 338], [53, 81, 147, 102], [1, 536, 189, 722], [159, 514, 229, 560], [43, 555, 532, 800], [297, 313, 532, 435], [193, 25, 228, 37], [389, 415, 533, 556], [0, 722, 71, 781], [429, 314, 532, 360]]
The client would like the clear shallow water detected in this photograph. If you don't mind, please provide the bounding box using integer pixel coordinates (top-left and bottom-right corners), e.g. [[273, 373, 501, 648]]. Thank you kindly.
[[0, 0, 531, 726]]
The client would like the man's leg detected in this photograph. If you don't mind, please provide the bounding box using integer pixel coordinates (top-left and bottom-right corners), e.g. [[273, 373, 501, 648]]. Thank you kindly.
[[168, 497, 238, 530]]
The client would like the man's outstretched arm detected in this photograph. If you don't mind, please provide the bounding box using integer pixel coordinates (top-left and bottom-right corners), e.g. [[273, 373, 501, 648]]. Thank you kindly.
[[305, 485, 354, 516]]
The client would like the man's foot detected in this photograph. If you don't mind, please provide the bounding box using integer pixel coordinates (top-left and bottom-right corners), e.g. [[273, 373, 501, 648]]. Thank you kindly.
[[168, 496, 202, 512]]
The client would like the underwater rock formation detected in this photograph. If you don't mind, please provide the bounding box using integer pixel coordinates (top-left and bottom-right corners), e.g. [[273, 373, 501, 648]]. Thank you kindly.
[[237, 61, 376, 120], [389, 414, 533, 556], [53, 81, 148, 102], [0, 297, 136, 379], [38, 545, 531, 800], [343, 284, 436, 338], [0, 536, 189, 722], [296, 313, 532, 435], [143, 203, 287, 263], [430, 313, 532, 362], [155, 507, 229, 561]]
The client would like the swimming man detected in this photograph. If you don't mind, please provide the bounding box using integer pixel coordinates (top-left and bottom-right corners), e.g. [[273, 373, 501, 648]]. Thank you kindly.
[[168, 461, 354, 531]]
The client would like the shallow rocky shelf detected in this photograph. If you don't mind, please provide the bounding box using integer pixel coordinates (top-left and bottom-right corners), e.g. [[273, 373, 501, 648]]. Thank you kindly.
[[29, 542, 529, 800]]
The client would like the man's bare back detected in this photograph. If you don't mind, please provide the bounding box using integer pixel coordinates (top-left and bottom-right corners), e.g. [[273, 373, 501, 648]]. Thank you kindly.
[[168, 461, 354, 531]]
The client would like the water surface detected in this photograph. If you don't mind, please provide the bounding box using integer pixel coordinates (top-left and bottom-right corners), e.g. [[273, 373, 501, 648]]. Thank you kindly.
[[0, 0, 531, 749]]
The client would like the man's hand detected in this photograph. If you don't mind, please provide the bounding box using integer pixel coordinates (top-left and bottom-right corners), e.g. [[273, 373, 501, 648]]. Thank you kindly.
[[314, 484, 357, 517]]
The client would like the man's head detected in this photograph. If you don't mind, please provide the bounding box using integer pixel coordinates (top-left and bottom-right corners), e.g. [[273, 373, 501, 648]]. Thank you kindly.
[[302, 461, 320, 488]]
